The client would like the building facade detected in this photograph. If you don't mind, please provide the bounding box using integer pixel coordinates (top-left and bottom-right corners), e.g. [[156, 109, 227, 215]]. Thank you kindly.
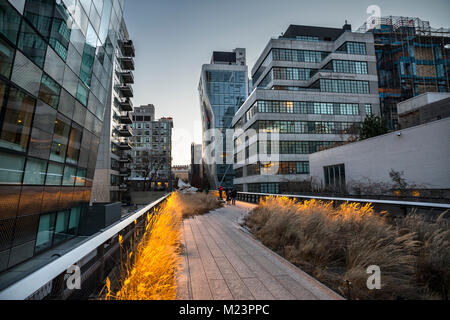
[[91, 18, 135, 203], [309, 117, 450, 198], [129, 105, 173, 191], [198, 48, 249, 189], [232, 24, 380, 194], [357, 16, 450, 130], [0, 0, 125, 272]]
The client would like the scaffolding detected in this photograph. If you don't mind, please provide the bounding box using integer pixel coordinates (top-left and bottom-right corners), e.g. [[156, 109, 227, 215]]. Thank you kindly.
[[357, 16, 450, 129], [357, 16, 450, 37]]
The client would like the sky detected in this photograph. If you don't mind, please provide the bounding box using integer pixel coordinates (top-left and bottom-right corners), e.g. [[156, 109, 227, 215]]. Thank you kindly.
[[123, 0, 450, 165]]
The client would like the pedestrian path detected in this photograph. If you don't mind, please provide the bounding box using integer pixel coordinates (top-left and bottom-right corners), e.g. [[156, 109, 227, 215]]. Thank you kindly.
[[176, 202, 343, 300]]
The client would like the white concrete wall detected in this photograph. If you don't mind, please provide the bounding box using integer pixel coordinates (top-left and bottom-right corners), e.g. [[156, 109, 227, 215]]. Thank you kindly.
[[397, 92, 450, 115], [309, 118, 450, 189]]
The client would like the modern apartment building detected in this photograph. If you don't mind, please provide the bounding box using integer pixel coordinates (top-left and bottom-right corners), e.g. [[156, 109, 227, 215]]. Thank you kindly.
[[129, 105, 173, 191], [232, 23, 380, 194], [357, 16, 450, 130], [0, 0, 125, 271], [91, 18, 135, 203], [189, 143, 203, 188], [198, 48, 249, 189]]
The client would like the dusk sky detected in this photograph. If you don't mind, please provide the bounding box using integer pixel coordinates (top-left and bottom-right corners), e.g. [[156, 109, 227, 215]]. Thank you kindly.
[[123, 0, 450, 165]]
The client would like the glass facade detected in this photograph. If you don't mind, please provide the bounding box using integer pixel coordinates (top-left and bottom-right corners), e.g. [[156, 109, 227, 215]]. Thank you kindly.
[[0, 0, 124, 271], [202, 65, 248, 188]]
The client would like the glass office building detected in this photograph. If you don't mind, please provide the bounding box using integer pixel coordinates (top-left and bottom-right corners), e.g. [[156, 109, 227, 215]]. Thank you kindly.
[[198, 49, 248, 189], [0, 0, 125, 271]]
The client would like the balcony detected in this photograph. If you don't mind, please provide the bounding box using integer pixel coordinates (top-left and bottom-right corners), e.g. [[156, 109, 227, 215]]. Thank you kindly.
[[119, 167, 131, 177], [119, 154, 132, 163], [118, 125, 132, 137], [119, 112, 132, 124], [118, 39, 135, 58], [119, 98, 133, 112], [119, 140, 132, 150], [117, 70, 134, 84], [116, 84, 134, 98], [119, 57, 135, 71]]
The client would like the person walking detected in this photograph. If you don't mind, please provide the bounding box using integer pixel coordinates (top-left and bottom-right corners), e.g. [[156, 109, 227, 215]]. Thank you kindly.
[[226, 189, 232, 205], [219, 186, 224, 200], [231, 188, 237, 205]]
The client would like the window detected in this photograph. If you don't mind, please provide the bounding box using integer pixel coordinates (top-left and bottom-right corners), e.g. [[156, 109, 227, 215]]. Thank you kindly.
[[17, 20, 47, 68], [320, 79, 370, 94], [35, 212, 56, 253], [62, 165, 76, 186], [255, 101, 359, 115], [272, 48, 328, 63], [0, 86, 35, 152], [54, 210, 70, 244], [0, 37, 14, 78], [66, 125, 82, 165], [337, 42, 367, 55], [50, 115, 71, 163], [332, 60, 368, 74], [0, 1, 21, 44], [39, 73, 61, 109], [365, 104, 373, 116], [23, 158, 47, 185], [0, 151, 25, 184], [67, 207, 81, 235], [272, 67, 315, 80], [324, 164, 346, 189], [46, 163, 63, 185], [75, 168, 86, 186]]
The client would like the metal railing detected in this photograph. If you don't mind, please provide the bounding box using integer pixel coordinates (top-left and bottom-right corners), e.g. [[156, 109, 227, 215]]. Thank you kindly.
[[237, 192, 450, 216], [0, 194, 171, 300]]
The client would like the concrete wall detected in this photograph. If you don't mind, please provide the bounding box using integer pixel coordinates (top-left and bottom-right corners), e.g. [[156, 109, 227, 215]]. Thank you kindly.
[[309, 118, 450, 189], [397, 92, 450, 115]]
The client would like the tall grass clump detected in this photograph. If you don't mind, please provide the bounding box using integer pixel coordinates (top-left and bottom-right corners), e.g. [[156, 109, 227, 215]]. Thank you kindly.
[[175, 192, 222, 218], [106, 194, 183, 300], [245, 197, 449, 300], [101, 192, 222, 300]]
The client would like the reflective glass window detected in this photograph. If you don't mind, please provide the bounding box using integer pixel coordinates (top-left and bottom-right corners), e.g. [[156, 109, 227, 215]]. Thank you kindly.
[[17, 20, 47, 68], [0, 151, 25, 184], [23, 0, 54, 39], [54, 210, 70, 244], [0, 37, 14, 78], [67, 206, 81, 235], [0, 1, 21, 44], [0, 86, 35, 152], [35, 212, 56, 252], [39, 73, 61, 109], [50, 115, 71, 163], [23, 158, 47, 185], [66, 125, 82, 165], [45, 162, 63, 185], [63, 165, 76, 185]]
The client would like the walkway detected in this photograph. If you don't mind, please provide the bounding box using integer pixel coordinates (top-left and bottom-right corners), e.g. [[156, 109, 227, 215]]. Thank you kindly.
[[177, 202, 343, 300]]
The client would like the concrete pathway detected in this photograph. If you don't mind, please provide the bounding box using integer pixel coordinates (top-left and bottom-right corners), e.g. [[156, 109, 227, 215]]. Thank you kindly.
[[177, 202, 343, 300]]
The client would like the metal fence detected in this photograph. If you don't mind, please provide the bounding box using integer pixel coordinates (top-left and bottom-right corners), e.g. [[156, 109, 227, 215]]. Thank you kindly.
[[236, 192, 450, 217], [0, 194, 171, 300]]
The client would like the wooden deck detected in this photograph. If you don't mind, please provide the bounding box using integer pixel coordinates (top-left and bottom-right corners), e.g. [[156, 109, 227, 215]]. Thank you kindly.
[[177, 202, 343, 300]]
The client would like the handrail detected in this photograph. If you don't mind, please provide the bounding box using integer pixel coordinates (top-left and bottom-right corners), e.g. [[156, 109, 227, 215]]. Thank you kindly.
[[237, 192, 450, 209], [0, 194, 172, 300]]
